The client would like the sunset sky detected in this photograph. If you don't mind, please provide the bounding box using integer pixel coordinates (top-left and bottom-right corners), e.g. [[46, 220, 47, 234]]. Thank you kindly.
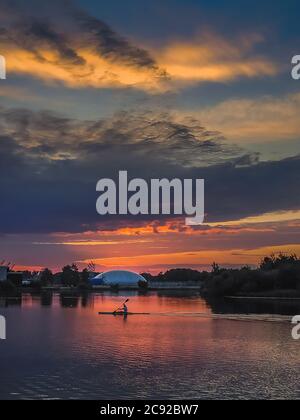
[[0, 0, 299, 273]]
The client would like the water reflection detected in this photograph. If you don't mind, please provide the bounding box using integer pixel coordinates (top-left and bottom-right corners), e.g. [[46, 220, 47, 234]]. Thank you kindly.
[[0, 291, 299, 400], [206, 296, 300, 316], [0, 296, 22, 307], [0, 291, 299, 316]]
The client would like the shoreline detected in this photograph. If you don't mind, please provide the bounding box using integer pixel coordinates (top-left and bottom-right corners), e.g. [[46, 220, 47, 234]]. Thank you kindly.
[[0, 285, 202, 297], [226, 296, 300, 301], [2, 288, 300, 301]]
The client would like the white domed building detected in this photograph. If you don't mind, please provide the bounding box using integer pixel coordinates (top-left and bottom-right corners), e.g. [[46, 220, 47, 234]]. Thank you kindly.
[[90, 270, 148, 288]]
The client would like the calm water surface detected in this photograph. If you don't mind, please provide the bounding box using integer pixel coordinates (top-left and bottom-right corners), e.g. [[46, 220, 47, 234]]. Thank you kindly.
[[0, 291, 299, 400]]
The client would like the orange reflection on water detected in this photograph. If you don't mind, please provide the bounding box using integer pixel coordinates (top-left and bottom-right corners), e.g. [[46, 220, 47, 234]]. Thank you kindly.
[[1, 292, 298, 399]]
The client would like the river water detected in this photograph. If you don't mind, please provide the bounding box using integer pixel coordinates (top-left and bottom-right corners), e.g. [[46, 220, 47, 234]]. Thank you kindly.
[[0, 291, 299, 400]]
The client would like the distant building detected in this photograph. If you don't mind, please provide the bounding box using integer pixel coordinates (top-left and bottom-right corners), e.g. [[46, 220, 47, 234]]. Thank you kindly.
[[90, 270, 147, 287], [0, 267, 26, 287], [7, 272, 23, 287], [0, 266, 8, 282]]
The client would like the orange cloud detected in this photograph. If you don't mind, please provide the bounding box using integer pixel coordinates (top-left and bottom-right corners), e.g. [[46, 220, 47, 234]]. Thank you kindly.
[[33, 239, 151, 246], [50, 219, 274, 239], [2, 31, 277, 92], [193, 93, 300, 143], [153, 33, 277, 85], [78, 244, 300, 269], [5, 47, 167, 92], [207, 210, 300, 227]]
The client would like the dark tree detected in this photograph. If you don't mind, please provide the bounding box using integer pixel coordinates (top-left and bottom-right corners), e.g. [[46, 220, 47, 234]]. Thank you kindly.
[[81, 268, 90, 284], [40, 268, 54, 287], [61, 265, 80, 287]]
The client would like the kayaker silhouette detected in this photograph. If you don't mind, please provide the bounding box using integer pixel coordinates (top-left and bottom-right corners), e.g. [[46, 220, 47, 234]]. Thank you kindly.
[[112, 299, 130, 316], [123, 302, 128, 315]]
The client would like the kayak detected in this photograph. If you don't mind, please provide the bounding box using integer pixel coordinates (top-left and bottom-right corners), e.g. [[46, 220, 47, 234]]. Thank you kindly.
[[98, 312, 150, 316]]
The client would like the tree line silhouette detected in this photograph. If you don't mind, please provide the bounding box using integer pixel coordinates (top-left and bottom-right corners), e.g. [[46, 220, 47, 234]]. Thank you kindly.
[[1, 254, 300, 298], [143, 254, 300, 297]]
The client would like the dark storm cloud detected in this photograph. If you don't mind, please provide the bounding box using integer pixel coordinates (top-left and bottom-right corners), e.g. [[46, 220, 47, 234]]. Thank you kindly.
[[11, 20, 85, 66], [71, 8, 162, 71], [0, 0, 165, 74], [0, 107, 299, 234], [203, 156, 300, 222], [0, 107, 249, 166]]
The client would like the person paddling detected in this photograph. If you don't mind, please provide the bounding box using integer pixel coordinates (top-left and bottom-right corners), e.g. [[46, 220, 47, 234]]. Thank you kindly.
[[113, 299, 129, 316], [123, 302, 128, 315]]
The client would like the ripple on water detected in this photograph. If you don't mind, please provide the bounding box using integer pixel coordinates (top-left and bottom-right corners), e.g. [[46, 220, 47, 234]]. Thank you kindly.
[[0, 293, 299, 400]]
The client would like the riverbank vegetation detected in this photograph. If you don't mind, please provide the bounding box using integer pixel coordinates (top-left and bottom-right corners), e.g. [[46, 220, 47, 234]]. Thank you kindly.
[[202, 254, 300, 297], [142, 254, 300, 298], [0, 280, 19, 296], [1, 254, 299, 299], [142, 269, 204, 284]]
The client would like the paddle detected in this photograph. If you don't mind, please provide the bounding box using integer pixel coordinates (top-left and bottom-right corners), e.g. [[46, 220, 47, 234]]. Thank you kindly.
[[113, 299, 129, 314]]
